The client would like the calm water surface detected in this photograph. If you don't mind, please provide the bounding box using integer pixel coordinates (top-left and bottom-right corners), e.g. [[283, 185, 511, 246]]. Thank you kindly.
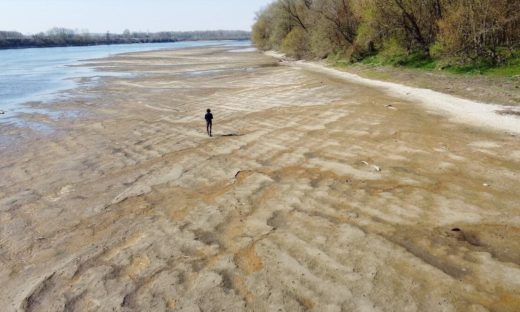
[[0, 40, 249, 119]]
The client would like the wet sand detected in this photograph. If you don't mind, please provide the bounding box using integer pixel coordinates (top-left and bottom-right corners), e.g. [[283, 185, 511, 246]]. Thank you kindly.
[[1, 47, 519, 312]]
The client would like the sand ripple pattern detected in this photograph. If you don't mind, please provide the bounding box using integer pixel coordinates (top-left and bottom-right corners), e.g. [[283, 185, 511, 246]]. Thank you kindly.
[[1, 48, 519, 312]]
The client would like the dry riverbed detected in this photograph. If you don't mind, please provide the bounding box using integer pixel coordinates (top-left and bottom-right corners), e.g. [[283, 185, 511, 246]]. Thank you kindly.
[[1, 47, 519, 312]]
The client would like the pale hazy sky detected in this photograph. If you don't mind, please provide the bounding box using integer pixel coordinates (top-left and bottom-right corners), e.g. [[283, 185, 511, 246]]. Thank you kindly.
[[0, 0, 274, 34]]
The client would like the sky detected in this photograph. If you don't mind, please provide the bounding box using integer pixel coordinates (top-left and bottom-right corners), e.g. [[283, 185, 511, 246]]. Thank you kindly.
[[0, 0, 274, 34]]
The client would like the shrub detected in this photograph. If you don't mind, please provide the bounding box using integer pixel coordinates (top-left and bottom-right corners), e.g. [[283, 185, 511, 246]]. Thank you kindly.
[[281, 28, 310, 58]]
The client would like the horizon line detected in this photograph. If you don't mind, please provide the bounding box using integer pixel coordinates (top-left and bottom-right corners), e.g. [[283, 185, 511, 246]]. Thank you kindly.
[[1, 28, 253, 36]]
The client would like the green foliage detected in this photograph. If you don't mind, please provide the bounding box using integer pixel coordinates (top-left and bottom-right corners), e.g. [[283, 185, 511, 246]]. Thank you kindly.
[[380, 38, 408, 63], [361, 53, 437, 70], [354, 22, 375, 52], [442, 51, 520, 76], [251, 0, 520, 76], [282, 28, 310, 58], [436, 0, 520, 65], [398, 54, 438, 70], [487, 51, 520, 76], [429, 41, 444, 59], [486, 63, 520, 77], [442, 63, 494, 75], [252, 15, 271, 50], [308, 20, 335, 59], [327, 52, 351, 67]]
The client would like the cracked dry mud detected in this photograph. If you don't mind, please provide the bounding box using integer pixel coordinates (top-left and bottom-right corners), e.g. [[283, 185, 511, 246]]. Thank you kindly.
[[1, 47, 519, 312]]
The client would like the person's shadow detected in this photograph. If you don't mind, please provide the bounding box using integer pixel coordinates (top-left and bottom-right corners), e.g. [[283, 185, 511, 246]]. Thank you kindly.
[[219, 133, 243, 137]]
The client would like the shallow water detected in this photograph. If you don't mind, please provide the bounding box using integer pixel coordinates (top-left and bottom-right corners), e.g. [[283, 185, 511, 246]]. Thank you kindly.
[[0, 40, 249, 119]]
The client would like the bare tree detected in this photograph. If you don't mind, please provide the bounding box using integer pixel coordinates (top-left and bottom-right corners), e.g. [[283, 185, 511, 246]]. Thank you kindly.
[[280, 0, 310, 31], [312, 0, 359, 45]]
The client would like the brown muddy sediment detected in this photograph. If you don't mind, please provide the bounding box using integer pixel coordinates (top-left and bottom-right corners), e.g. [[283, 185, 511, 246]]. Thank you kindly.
[[0, 47, 519, 312]]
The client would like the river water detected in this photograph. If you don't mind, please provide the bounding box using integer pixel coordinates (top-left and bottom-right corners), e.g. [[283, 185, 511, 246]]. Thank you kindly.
[[0, 40, 249, 120]]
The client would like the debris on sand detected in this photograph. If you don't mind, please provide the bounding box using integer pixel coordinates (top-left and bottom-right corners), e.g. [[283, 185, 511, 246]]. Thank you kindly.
[[496, 109, 520, 116], [0, 110, 5, 115], [385, 104, 397, 110], [347, 212, 359, 218], [361, 161, 382, 172]]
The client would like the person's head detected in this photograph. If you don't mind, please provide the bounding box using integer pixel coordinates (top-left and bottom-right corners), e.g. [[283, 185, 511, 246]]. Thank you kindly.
[[207, 109, 211, 113]]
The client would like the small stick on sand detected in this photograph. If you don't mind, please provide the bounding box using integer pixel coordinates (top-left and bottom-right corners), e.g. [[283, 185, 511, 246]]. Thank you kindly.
[[362, 161, 382, 172]]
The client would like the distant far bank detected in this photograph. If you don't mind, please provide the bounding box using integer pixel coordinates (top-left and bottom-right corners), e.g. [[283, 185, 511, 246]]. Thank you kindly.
[[0, 28, 250, 50]]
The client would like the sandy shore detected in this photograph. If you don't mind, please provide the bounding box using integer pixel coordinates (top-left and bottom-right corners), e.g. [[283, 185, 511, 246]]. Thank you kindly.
[[1, 47, 519, 312], [329, 60, 520, 108]]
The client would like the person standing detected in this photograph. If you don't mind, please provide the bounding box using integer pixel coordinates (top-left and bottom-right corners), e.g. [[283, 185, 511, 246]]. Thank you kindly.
[[205, 109, 213, 137]]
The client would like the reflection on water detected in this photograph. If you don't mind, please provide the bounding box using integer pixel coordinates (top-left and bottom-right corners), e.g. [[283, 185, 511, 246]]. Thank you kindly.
[[0, 40, 250, 123]]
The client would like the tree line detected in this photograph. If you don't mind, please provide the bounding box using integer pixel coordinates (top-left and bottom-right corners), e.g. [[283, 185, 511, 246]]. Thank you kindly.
[[0, 28, 250, 49], [252, 0, 520, 66]]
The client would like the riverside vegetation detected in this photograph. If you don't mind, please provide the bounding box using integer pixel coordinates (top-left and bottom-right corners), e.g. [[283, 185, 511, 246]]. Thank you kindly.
[[252, 0, 520, 76], [0, 28, 250, 49]]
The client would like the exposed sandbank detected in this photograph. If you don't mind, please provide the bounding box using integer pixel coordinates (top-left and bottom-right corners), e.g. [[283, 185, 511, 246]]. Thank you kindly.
[[0, 47, 519, 312], [266, 51, 520, 135]]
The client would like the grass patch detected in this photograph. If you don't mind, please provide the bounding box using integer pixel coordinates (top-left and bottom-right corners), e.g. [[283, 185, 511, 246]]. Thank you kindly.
[[326, 53, 350, 68], [442, 59, 520, 77], [485, 61, 520, 77], [359, 53, 437, 70], [399, 54, 438, 69], [328, 49, 520, 77], [442, 63, 492, 75], [360, 55, 383, 65]]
